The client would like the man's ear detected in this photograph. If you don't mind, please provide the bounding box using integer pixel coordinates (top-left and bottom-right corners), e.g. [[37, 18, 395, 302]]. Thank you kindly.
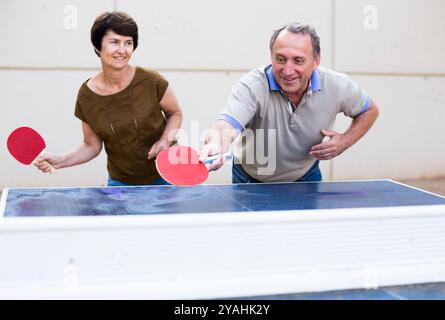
[[313, 54, 320, 70], [94, 47, 100, 57]]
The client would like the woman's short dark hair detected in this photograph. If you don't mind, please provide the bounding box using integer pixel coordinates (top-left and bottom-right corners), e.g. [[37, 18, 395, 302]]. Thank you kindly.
[[90, 11, 138, 57]]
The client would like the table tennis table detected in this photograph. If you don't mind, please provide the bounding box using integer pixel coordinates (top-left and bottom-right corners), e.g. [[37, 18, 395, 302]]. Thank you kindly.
[[1, 179, 445, 299]]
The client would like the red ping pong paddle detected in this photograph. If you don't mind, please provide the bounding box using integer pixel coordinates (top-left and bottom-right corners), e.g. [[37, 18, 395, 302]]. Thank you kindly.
[[7, 126, 56, 173], [156, 145, 209, 186]]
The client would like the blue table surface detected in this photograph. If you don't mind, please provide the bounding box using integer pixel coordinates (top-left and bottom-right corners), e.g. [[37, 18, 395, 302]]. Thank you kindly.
[[235, 282, 445, 300], [3, 180, 445, 217]]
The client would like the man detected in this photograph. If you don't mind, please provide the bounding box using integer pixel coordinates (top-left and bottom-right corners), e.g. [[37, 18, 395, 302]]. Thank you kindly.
[[200, 23, 379, 183]]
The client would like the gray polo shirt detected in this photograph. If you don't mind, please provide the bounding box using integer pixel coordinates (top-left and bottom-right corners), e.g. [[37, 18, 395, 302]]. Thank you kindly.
[[219, 65, 371, 182]]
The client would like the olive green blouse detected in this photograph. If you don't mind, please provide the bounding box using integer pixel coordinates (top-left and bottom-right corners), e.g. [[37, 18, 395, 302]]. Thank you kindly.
[[75, 67, 169, 184]]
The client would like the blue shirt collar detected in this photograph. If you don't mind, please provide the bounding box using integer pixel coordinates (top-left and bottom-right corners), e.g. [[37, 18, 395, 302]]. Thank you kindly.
[[309, 68, 321, 92], [265, 65, 280, 91], [265, 64, 321, 93]]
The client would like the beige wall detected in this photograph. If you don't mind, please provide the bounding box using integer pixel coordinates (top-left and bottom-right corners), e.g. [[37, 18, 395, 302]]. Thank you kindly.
[[1, 0, 444, 188]]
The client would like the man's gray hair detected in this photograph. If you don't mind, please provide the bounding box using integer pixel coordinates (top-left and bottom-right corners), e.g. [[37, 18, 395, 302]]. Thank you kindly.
[[269, 23, 321, 58]]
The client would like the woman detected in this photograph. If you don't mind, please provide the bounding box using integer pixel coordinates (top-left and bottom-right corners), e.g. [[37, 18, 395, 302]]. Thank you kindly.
[[35, 12, 182, 186]]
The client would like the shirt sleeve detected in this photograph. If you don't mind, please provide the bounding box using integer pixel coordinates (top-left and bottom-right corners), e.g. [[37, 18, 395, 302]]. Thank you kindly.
[[340, 76, 371, 118], [219, 76, 261, 130], [74, 88, 86, 122], [155, 72, 169, 102]]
